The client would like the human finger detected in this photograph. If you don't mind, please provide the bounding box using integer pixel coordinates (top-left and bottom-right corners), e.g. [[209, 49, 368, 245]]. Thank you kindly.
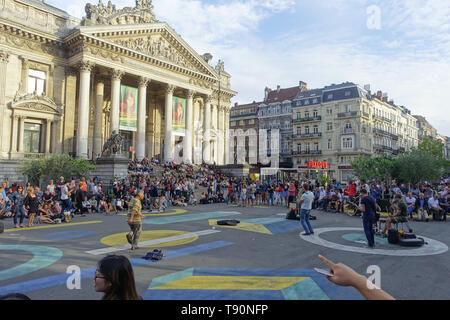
[[318, 255, 335, 269]]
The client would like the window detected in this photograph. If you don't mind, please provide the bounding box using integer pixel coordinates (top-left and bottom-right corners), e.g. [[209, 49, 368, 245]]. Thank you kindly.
[[305, 126, 310, 134], [304, 100, 310, 105], [28, 69, 46, 95], [313, 98, 318, 104], [327, 123, 333, 131], [248, 119, 254, 125], [230, 121, 236, 127], [313, 125, 318, 134], [326, 107, 332, 114], [304, 111, 310, 118], [239, 120, 244, 125], [296, 127, 301, 135], [346, 105, 352, 112], [327, 94, 333, 99], [345, 91, 351, 97], [305, 143, 310, 152], [345, 122, 352, 129], [296, 113, 301, 119], [314, 142, 319, 151], [328, 139, 332, 150], [313, 110, 318, 117], [297, 144, 302, 152], [23, 123, 42, 153], [342, 137, 353, 149]]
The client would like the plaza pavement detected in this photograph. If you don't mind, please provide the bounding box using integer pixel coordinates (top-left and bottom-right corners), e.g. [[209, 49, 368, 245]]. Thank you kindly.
[[0, 203, 449, 300]]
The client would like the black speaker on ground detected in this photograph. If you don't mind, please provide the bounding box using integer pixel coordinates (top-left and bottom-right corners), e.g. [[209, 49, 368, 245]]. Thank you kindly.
[[0, 222, 4, 233]]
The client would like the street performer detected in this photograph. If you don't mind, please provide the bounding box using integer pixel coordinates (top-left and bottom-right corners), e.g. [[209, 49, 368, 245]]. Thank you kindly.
[[126, 190, 146, 250]]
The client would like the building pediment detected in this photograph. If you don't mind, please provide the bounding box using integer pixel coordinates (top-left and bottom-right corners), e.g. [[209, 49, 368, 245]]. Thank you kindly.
[[10, 92, 62, 115]]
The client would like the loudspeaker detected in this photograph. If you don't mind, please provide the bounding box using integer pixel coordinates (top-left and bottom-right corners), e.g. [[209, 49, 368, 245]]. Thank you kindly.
[[0, 222, 4, 233]]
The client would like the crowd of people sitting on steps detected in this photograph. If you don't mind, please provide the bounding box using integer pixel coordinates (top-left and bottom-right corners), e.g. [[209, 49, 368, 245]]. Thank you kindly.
[[0, 155, 448, 228]]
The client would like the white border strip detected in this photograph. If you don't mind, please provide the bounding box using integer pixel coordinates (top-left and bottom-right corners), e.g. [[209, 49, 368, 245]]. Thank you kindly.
[[86, 229, 221, 256]]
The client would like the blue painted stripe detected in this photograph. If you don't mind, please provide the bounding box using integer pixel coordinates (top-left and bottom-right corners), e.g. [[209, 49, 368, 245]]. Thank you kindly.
[[0, 245, 63, 282], [307, 273, 364, 300], [0, 241, 234, 296], [148, 268, 194, 289], [240, 218, 283, 224], [145, 289, 285, 300], [142, 211, 240, 225], [281, 278, 329, 300], [265, 221, 299, 234], [42, 231, 94, 240]]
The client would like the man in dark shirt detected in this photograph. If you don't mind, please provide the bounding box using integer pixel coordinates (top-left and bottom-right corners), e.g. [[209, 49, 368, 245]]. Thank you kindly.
[[358, 189, 376, 248]]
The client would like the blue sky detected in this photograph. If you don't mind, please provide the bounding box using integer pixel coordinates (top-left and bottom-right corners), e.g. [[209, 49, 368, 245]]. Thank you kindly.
[[47, 0, 450, 136]]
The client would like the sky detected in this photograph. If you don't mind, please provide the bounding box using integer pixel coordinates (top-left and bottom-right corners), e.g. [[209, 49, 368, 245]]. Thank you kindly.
[[47, 0, 450, 136]]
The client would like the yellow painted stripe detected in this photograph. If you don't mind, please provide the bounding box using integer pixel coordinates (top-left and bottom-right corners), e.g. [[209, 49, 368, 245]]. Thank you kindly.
[[118, 209, 187, 217], [209, 220, 272, 235], [152, 276, 308, 290], [3, 221, 103, 233], [100, 230, 198, 248]]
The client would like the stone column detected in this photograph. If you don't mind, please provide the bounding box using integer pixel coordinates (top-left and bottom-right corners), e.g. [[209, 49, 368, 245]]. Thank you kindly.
[[110, 69, 124, 135], [164, 84, 175, 162], [203, 95, 212, 164], [93, 79, 104, 158], [76, 60, 95, 159], [224, 107, 230, 164], [20, 57, 29, 94], [183, 90, 195, 164], [217, 106, 224, 165], [136, 77, 150, 161], [0, 51, 9, 154], [45, 119, 52, 153], [18, 116, 25, 153], [10, 115, 19, 153]]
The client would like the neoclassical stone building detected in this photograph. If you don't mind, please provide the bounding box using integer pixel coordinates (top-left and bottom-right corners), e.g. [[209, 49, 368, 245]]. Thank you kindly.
[[0, 0, 236, 178]]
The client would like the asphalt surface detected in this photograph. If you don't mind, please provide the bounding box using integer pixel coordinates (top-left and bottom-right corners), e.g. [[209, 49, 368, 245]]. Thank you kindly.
[[0, 203, 449, 300]]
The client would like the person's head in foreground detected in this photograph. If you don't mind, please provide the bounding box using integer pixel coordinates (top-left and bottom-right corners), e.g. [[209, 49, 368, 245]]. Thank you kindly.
[[94, 255, 140, 300]]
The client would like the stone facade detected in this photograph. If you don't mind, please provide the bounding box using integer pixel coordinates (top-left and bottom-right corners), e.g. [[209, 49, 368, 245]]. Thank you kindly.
[[292, 82, 419, 182], [0, 0, 236, 179]]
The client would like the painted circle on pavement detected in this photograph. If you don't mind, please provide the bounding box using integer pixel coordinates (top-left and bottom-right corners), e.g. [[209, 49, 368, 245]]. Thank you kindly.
[[300, 227, 449, 256], [101, 230, 199, 248], [342, 233, 388, 246], [0, 245, 63, 281]]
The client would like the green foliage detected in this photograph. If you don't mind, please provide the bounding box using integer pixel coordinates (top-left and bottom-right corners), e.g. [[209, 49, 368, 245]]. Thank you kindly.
[[20, 154, 95, 185], [393, 150, 444, 185], [414, 137, 445, 159], [351, 154, 394, 182]]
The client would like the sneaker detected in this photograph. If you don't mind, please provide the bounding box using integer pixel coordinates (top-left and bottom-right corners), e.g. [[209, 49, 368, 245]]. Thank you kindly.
[[300, 232, 311, 236], [15, 224, 20, 228]]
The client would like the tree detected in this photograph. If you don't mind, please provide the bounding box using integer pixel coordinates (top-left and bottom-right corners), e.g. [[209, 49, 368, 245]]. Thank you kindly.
[[351, 154, 394, 182], [20, 154, 95, 186], [392, 150, 445, 185]]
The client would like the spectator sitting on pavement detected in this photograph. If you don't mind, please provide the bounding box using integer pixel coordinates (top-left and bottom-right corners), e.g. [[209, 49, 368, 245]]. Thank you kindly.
[[38, 203, 56, 224]]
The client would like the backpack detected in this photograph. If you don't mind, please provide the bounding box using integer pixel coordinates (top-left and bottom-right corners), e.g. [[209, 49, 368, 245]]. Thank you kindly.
[[143, 249, 165, 261], [388, 229, 399, 244], [217, 219, 240, 226]]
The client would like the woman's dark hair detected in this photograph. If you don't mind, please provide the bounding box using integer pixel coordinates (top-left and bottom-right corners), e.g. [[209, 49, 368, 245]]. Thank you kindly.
[[97, 255, 140, 300], [0, 293, 31, 300]]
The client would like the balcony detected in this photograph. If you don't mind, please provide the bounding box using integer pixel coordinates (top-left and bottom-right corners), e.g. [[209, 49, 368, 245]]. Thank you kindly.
[[373, 128, 399, 141], [343, 128, 354, 134], [337, 111, 358, 118], [374, 144, 394, 152], [293, 132, 322, 139], [293, 116, 322, 123], [293, 150, 322, 156], [373, 114, 392, 123], [362, 112, 370, 118]]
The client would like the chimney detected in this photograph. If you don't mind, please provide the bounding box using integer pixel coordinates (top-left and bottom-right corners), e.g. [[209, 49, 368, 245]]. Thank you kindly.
[[277, 85, 281, 93]]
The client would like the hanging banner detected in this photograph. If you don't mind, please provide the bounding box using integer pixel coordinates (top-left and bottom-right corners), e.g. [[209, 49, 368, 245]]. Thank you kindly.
[[172, 96, 186, 136], [119, 85, 138, 132]]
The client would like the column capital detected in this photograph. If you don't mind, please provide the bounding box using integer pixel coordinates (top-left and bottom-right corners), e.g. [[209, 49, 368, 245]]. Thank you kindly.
[[111, 69, 125, 81], [139, 77, 151, 88], [186, 89, 196, 99], [165, 84, 176, 95], [79, 60, 96, 72], [0, 51, 9, 64], [204, 95, 213, 104]]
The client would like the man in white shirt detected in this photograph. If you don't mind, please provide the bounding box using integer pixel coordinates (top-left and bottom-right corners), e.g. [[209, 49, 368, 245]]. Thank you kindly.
[[299, 184, 315, 236], [428, 194, 444, 221]]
